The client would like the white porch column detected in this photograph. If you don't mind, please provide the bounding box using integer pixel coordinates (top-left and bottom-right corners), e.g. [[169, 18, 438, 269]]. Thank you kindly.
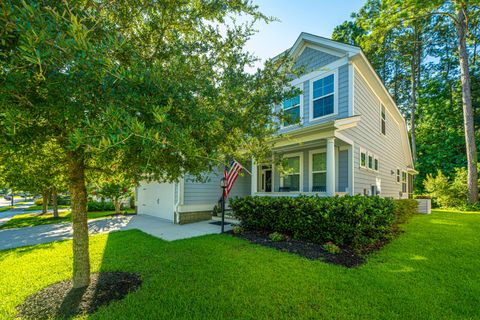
[[326, 137, 336, 196], [251, 158, 257, 195]]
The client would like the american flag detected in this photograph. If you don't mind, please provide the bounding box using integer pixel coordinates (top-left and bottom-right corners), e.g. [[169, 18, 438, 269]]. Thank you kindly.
[[224, 159, 243, 198]]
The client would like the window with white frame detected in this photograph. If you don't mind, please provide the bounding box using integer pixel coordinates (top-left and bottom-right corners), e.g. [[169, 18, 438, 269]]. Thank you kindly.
[[283, 94, 301, 127], [402, 171, 407, 193], [368, 153, 374, 170], [374, 156, 379, 171], [396, 168, 400, 183], [312, 74, 335, 119], [311, 152, 327, 192], [381, 104, 386, 135], [280, 155, 301, 191], [360, 148, 366, 168]]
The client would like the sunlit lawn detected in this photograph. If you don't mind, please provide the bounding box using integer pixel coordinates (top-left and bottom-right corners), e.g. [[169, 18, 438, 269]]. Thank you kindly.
[[0, 209, 479, 319], [0, 209, 135, 230]]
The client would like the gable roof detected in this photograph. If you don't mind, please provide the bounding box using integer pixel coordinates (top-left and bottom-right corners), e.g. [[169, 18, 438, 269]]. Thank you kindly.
[[276, 32, 414, 169]]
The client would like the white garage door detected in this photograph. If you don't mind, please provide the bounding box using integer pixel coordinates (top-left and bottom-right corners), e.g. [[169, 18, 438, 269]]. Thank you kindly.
[[137, 182, 175, 221]]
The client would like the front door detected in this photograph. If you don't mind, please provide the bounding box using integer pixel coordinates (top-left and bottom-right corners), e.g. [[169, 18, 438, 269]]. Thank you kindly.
[[260, 169, 272, 192]]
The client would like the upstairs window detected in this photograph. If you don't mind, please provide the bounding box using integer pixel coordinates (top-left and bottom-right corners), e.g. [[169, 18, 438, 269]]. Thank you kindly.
[[283, 95, 301, 126], [368, 153, 374, 170], [381, 104, 386, 135], [312, 74, 335, 119]]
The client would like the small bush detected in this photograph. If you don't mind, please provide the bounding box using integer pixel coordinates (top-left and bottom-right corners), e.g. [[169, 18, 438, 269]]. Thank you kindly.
[[232, 225, 243, 235], [87, 201, 115, 212], [393, 199, 418, 225], [414, 194, 431, 199], [57, 196, 71, 206], [230, 195, 396, 250], [34, 198, 43, 206], [269, 232, 284, 242], [323, 242, 341, 254]]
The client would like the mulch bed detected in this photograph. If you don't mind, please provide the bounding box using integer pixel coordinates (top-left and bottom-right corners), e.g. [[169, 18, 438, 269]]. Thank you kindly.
[[232, 231, 370, 268], [17, 272, 142, 319]]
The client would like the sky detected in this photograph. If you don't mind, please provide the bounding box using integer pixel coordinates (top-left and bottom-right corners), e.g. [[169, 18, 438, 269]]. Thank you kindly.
[[244, 0, 366, 67]]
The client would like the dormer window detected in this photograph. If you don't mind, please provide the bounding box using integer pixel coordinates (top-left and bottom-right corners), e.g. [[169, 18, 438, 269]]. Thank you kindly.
[[283, 94, 301, 127], [311, 73, 335, 119]]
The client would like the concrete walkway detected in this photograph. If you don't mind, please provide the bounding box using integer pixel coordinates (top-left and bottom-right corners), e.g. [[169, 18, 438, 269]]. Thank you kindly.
[[0, 214, 235, 251], [0, 216, 132, 251], [123, 215, 234, 241]]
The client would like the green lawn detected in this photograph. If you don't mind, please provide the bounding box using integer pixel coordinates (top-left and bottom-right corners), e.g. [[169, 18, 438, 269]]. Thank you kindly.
[[0, 210, 135, 230], [0, 206, 14, 213], [25, 204, 70, 211], [1, 210, 479, 319]]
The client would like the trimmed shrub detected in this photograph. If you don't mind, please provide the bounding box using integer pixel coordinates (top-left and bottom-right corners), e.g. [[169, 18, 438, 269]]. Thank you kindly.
[[34, 198, 43, 206], [230, 195, 396, 249], [269, 232, 284, 242], [393, 199, 418, 225], [87, 201, 115, 212], [323, 242, 341, 254]]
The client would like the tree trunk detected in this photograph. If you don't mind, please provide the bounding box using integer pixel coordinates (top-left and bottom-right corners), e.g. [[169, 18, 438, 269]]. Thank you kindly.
[[114, 197, 121, 215], [52, 187, 59, 218], [68, 152, 90, 288], [455, 6, 479, 204], [41, 190, 49, 214]]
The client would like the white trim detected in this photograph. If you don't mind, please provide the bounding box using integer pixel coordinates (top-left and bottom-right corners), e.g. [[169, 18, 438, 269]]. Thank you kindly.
[[177, 204, 216, 213], [294, 42, 346, 59], [308, 148, 327, 192], [291, 57, 349, 86], [334, 131, 355, 146], [279, 152, 304, 192], [349, 144, 354, 195], [179, 177, 185, 205], [348, 62, 354, 116], [285, 33, 361, 62], [309, 69, 338, 123], [280, 84, 304, 129]]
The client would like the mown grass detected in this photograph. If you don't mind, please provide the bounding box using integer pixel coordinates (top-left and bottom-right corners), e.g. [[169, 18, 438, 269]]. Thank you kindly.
[[0, 209, 479, 319], [25, 205, 70, 211], [0, 206, 14, 213], [0, 209, 135, 230]]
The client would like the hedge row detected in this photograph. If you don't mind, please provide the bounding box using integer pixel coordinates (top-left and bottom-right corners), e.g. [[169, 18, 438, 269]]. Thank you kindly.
[[230, 195, 418, 249]]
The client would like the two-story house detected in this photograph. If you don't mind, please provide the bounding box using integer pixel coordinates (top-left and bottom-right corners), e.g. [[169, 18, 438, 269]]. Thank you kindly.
[[136, 33, 416, 224]]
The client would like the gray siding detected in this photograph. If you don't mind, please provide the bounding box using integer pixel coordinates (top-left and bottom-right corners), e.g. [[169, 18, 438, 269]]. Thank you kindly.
[[183, 167, 251, 205], [338, 64, 349, 118], [294, 47, 338, 73], [277, 47, 349, 134], [338, 150, 349, 192], [341, 69, 409, 198]]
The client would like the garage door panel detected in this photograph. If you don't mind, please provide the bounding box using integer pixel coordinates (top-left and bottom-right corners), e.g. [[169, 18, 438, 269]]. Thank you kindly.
[[137, 182, 174, 221]]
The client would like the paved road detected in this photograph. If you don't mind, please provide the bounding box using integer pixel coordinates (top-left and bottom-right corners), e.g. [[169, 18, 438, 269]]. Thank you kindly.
[[0, 216, 133, 251]]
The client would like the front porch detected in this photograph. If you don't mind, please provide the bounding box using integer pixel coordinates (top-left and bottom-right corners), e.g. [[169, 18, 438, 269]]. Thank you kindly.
[[251, 135, 353, 197]]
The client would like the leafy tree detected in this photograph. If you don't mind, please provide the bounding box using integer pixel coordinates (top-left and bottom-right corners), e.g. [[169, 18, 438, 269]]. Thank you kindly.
[[0, 1, 292, 288], [0, 141, 67, 216], [90, 172, 134, 215]]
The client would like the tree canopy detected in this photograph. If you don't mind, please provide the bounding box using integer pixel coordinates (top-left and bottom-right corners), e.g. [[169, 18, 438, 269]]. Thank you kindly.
[[0, 0, 293, 287]]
